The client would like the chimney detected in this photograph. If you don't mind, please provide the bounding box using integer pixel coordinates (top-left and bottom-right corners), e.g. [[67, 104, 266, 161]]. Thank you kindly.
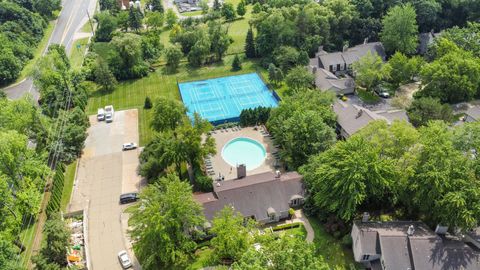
[[407, 225, 415, 236], [356, 110, 363, 119], [363, 38, 369, 44], [342, 44, 349, 52], [237, 164, 246, 179], [318, 46, 324, 53], [435, 224, 448, 235], [362, 212, 370, 222], [275, 170, 281, 178]]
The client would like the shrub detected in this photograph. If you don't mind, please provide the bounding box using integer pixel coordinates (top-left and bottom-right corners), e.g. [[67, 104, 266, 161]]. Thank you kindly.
[[341, 234, 353, 247], [144, 96, 152, 109], [272, 222, 302, 231], [288, 208, 295, 216], [231, 54, 242, 71], [194, 170, 213, 192]]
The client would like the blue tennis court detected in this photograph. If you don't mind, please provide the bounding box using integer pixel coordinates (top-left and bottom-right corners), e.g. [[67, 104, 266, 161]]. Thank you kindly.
[[179, 73, 279, 124]]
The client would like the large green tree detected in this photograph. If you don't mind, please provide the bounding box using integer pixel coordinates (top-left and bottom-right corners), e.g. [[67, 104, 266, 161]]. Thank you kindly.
[[380, 3, 419, 54], [406, 97, 454, 127], [94, 11, 117, 42], [150, 97, 187, 132], [232, 234, 329, 270], [33, 213, 69, 267], [420, 40, 480, 103], [129, 174, 204, 270], [284, 66, 314, 94], [352, 51, 390, 91], [387, 52, 424, 86], [211, 206, 253, 262]]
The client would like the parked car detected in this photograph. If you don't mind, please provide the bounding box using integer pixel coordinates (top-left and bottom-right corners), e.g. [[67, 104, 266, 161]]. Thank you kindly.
[[105, 105, 114, 123], [117, 250, 132, 269], [122, 143, 137, 151], [119, 193, 139, 204], [97, 108, 105, 121], [375, 85, 391, 98]]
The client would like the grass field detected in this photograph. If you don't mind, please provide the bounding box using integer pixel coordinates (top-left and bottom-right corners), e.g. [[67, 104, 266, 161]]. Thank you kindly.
[[15, 21, 55, 84], [18, 221, 37, 266], [181, 10, 203, 17], [70, 37, 90, 69], [307, 216, 358, 269], [61, 160, 78, 211]]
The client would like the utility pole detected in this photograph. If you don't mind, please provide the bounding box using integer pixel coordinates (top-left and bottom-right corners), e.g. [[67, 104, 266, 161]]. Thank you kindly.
[[86, 9, 95, 36]]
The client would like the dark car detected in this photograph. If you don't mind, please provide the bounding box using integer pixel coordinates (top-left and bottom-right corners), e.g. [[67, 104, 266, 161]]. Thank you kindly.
[[119, 193, 139, 204]]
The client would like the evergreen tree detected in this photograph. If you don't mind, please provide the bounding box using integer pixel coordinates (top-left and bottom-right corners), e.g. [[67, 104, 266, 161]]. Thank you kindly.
[[144, 96, 153, 109], [213, 0, 221, 10], [94, 58, 117, 92], [245, 27, 256, 58], [232, 54, 242, 71], [148, 0, 164, 12], [268, 63, 277, 84], [129, 6, 143, 32], [237, 0, 246, 17]]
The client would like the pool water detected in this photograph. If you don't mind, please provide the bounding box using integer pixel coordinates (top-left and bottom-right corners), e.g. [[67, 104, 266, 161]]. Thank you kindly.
[[221, 137, 266, 171]]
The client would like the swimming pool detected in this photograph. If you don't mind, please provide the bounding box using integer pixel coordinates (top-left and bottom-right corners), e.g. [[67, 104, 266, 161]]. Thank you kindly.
[[179, 73, 279, 125], [221, 137, 266, 171]]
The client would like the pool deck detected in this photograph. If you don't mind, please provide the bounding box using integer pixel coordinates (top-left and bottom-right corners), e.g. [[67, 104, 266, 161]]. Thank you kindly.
[[205, 126, 280, 181]]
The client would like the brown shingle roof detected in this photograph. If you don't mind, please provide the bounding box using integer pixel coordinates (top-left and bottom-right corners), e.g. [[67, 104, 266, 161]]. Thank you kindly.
[[195, 172, 304, 221]]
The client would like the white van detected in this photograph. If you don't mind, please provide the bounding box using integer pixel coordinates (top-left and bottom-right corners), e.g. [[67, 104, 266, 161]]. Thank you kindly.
[[105, 105, 114, 123], [97, 108, 105, 121]]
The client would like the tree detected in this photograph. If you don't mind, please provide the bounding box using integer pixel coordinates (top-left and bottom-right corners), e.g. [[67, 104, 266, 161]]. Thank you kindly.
[[144, 96, 152, 109], [164, 46, 183, 73], [129, 174, 205, 270], [208, 21, 232, 61], [274, 110, 336, 169], [151, 97, 187, 132], [34, 213, 69, 267], [232, 234, 330, 270], [440, 22, 480, 58], [407, 97, 454, 127], [411, 0, 441, 33], [237, 0, 246, 17], [284, 66, 314, 94], [0, 50, 22, 84], [231, 54, 242, 71], [211, 206, 253, 262], [99, 0, 118, 11], [144, 11, 164, 32], [33, 0, 61, 19], [380, 3, 419, 54], [222, 2, 237, 21], [244, 27, 256, 58], [165, 9, 178, 29], [300, 129, 396, 221], [252, 2, 261, 14], [419, 41, 480, 103], [110, 33, 149, 79], [0, 235, 22, 270], [387, 52, 424, 86], [213, 0, 222, 11], [117, 11, 130, 32], [188, 36, 211, 67], [94, 58, 117, 92], [324, 0, 358, 50], [273, 46, 301, 72], [407, 121, 480, 230], [148, 0, 164, 12], [268, 63, 277, 84], [94, 12, 117, 42], [129, 6, 143, 32], [141, 33, 163, 61], [352, 51, 390, 92], [199, 0, 209, 14]]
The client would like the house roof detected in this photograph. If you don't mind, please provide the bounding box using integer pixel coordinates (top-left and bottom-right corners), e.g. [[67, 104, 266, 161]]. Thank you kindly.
[[418, 32, 443, 55], [194, 171, 304, 221], [352, 221, 480, 270], [314, 69, 355, 91], [465, 106, 480, 121], [317, 42, 386, 68], [333, 101, 387, 137]]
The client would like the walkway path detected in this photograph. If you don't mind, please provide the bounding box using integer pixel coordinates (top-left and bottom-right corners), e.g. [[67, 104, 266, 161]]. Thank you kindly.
[[281, 209, 315, 243]]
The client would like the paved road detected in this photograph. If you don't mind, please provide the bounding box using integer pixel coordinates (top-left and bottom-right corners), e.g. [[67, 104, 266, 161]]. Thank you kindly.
[[1, 0, 97, 100], [70, 110, 143, 270]]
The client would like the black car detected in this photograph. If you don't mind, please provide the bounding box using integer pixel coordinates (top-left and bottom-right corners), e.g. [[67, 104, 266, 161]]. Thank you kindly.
[[119, 193, 139, 204]]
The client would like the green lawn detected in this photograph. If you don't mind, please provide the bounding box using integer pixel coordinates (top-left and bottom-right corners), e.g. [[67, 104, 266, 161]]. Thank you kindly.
[[181, 10, 203, 17], [274, 224, 307, 240], [307, 216, 358, 269], [81, 20, 93, 33], [61, 160, 78, 212], [70, 37, 90, 69], [19, 220, 37, 267], [15, 21, 55, 84], [357, 88, 381, 104]]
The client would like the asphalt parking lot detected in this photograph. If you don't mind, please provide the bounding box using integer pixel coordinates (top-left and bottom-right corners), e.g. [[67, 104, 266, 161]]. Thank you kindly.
[[69, 109, 142, 270]]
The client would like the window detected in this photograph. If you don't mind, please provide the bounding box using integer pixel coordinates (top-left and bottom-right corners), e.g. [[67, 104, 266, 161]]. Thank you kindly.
[[337, 64, 341, 71], [362, 254, 370, 261], [329, 65, 334, 72], [332, 65, 337, 71]]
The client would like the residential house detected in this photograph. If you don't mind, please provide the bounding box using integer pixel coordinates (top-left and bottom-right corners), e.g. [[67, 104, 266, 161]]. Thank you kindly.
[[194, 171, 304, 224], [308, 42, 386, 95], [464, 106, 480, 122], [352, 220, 480, 270], [333, 100, 408, 139], [418, 31, 443, 55]]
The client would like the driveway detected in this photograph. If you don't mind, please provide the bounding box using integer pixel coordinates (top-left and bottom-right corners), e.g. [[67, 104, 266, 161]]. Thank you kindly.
[[1, 0, 97, 100], [69, 109, 143, 270]]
